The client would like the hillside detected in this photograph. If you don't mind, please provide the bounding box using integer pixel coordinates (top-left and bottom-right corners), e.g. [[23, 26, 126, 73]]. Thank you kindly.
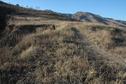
[[72, 12, 126, 27], [0, 1, 126, 84]]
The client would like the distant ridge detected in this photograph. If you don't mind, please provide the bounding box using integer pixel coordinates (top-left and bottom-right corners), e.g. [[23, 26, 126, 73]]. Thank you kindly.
[[0, 0, 126, 27]]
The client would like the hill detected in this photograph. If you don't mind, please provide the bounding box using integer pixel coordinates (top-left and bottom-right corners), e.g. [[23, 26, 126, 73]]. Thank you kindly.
[[0, 1, 126, 84], [72, 12, 126, 27]]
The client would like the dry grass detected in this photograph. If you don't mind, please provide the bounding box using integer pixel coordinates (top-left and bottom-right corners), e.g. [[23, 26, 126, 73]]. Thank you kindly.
[[0, 22, 126, 84]]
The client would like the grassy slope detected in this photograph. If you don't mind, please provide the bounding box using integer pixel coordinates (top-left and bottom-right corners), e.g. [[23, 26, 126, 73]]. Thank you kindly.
[[0, 1, 126, 83], [0, 21, 126, 84]]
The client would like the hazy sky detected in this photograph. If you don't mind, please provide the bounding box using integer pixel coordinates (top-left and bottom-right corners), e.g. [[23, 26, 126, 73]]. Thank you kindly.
[[2, 0, 126, 20]]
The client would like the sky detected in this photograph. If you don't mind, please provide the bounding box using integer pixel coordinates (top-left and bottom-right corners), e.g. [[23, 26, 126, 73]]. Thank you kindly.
[[2, 0, 126, 20]]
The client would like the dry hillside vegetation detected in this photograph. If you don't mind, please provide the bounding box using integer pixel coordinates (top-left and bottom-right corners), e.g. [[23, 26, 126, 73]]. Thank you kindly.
[[0, 22, 126, 84], [0, 1, 126, 84]]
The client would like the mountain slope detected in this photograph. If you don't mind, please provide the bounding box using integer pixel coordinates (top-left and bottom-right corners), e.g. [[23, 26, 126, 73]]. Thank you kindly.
[[0, 1, 74, 20], [0, 1, 126, 84], [72, 12, 126, 27]]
